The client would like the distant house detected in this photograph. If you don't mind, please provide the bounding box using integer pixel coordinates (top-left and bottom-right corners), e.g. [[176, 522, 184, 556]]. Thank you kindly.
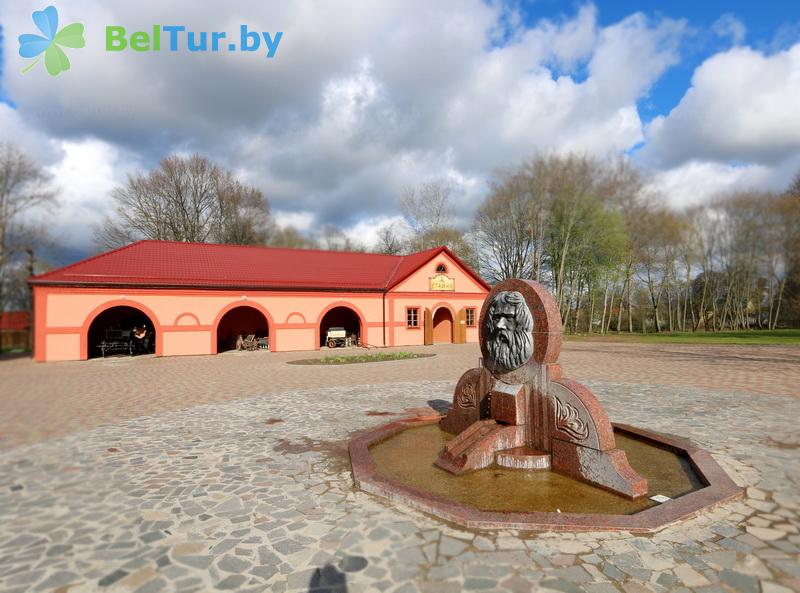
[[29, 241, 489, 362], [0, 311, 32, 351]]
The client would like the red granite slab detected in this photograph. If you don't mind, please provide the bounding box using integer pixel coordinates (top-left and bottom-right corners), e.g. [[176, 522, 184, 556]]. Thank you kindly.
[[349, 419, 743, 533]]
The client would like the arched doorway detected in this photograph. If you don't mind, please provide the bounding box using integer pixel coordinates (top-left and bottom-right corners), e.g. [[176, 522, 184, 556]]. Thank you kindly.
[[432, 307, 454, 344], [87, 305, 156, 358], [319, 306, 361, 348], [216, 306, 269, 352]]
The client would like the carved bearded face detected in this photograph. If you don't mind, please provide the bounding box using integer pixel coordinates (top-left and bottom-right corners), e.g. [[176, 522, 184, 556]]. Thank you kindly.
[[485, 291, 534, 372]]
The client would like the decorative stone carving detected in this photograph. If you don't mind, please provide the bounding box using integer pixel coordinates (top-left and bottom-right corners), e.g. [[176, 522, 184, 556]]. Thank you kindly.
[[437, 278, 648, 499], [458, 382, 478, 409], [553, 397, 589, 442], [484, 291, 534, 373], [439, 368, 492, 435]]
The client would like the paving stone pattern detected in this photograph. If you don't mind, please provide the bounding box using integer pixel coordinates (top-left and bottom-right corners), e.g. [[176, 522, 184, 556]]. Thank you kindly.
[[1, 376, 799, 592], [2, 342, 798, 450]]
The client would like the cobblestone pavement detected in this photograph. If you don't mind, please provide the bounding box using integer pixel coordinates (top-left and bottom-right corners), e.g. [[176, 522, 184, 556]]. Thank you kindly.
[[1, 375, 800, 593], [1, 343, 799, 592], [1, 342, 798, 449]]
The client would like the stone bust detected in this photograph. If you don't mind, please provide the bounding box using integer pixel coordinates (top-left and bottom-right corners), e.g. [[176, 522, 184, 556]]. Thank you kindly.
[[484, 290, 534, 372]]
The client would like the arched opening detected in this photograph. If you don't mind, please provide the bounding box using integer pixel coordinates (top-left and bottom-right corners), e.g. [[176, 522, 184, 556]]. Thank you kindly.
[[319, 306, 361, 348], [216, 306, 269, 352], [432, 307, 454, 344], [87, 305, 156, 358]]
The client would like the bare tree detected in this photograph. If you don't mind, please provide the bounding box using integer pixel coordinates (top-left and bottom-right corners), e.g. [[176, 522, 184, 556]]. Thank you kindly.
[[473, 169, 534, 281], [399, 180, 454, 251], [421, 226, 478, 270], [0, 144, 57, 350], [96, 154, 274, 249], [765, 191, 800, 328], [215, 179, 275, 245], [269, 226, 317, 249], [374, 223, 405, 255], [634, 207, 683, 332], [397, 178, 476, 264], [0, 145, 54, 278], [318, 224, 364, 252], [473, 154, 631, 330]]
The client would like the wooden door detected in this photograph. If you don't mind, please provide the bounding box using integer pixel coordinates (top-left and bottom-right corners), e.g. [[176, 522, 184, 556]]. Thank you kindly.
[[455, 308, 466, 344], [423, 308, 433, 345]]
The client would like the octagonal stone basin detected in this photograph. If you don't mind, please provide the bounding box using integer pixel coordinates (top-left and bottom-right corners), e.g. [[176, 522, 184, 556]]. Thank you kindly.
[[349, 418, 743, 532]]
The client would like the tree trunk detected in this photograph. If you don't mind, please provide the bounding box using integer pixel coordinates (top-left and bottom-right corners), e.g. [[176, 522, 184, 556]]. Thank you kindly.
[[667, 278, 674, 332], [555, 229, 572, 311], [683, 264, 692, 332], [771, 278, 786, 330], [626, 264, 634, 333]]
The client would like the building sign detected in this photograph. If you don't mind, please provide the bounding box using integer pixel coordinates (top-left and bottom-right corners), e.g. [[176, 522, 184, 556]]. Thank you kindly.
[[429, 274, 455, 291]]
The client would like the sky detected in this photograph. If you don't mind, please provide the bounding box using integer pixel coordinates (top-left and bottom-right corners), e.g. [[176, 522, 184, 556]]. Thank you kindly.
[[1, 0, 799, 264]]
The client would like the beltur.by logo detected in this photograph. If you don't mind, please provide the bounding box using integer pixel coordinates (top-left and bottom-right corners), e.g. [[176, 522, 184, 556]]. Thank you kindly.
[[17, 5, 284, 77], [18, 5, 85, 76], [105, 25, 283, 58]]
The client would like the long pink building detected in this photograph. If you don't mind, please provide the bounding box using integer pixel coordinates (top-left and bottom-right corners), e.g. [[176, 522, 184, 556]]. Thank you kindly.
[[30, 241, 490, 362]]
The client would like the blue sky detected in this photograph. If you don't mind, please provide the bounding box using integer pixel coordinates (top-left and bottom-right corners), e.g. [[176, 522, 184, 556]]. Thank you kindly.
[[1, 1, 799, 263], [513, 0, 800, 121]]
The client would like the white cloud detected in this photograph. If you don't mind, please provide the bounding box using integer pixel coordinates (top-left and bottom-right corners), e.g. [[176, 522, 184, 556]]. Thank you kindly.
[[642, 44, 800, 168], [647, 154, 800, 209], [712, 14, 747, 46], [273, 210, 314, 232], [0, 105, 135, 252], [648, 160, 772, 209], [0, 103, 59, 162], [43, 139, 136, 253], [10, 1, 797, 256], [342, 214, 409, 248]]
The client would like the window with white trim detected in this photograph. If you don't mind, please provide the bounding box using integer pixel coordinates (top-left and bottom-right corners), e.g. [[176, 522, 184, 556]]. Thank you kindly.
[[466, 308, 476, 326], [407, 307, 420, 327]]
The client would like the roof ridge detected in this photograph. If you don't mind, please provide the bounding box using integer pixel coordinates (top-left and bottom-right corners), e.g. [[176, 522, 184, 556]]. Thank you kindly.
[[28, 241, 490, 292], [383, 253, 407, 290], [136, 239, 408, 260]]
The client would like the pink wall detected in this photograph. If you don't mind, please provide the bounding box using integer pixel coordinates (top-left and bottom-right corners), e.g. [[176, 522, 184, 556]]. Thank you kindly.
[[389, 252, 485, 347], [33, 252, 488, 362]]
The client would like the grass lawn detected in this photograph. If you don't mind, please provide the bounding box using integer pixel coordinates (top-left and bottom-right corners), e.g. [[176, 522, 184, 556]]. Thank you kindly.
[[288, 351, 436, 365], [565, 329, 800, 345]]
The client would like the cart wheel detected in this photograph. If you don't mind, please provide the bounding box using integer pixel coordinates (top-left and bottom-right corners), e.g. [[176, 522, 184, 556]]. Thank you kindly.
[[327, 339, 337, 348]]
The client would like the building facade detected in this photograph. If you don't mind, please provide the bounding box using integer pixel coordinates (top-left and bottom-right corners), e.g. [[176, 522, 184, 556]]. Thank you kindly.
[[30, 241, 490, 362]]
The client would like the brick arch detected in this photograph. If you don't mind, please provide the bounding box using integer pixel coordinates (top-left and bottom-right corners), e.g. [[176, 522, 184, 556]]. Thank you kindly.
[[431, 302, 456, 344], [173, 312, 201, 326], [81, 299, 163, 360], [431, 302, 456, 318], [285, 312, 307, 324], [211, 300, 275, 354], [315, 301, 367, 349]]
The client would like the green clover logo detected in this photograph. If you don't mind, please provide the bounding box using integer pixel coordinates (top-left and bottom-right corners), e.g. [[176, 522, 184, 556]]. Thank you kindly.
[[18, 6, 85, 76]]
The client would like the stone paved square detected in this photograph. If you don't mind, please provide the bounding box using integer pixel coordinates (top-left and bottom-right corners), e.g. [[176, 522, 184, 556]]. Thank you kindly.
[[1, 343, 799, 592]]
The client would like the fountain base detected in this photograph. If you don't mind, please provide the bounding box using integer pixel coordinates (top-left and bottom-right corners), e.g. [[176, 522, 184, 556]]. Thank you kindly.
[[349, 417, 742, 532]]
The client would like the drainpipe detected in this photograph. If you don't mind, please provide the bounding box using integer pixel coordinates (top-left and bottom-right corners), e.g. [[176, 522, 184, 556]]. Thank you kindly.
[[382, 290, 386, 347]]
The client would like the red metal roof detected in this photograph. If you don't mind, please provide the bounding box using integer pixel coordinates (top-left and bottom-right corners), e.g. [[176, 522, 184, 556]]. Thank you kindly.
[[30, 241, 489, 292], [0, 311, 31, 330]]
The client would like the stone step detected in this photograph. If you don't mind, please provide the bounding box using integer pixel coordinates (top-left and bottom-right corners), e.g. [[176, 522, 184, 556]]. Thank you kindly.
[[434, 420, 525, 474], [495, 447, 551, 470]]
